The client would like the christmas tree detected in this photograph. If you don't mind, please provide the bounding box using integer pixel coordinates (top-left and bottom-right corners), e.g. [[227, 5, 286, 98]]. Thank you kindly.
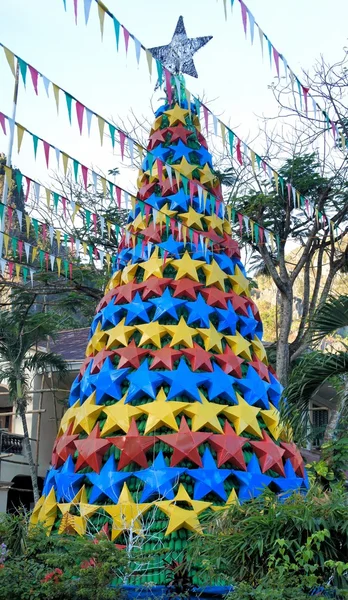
[[31, 20, 308, 587]]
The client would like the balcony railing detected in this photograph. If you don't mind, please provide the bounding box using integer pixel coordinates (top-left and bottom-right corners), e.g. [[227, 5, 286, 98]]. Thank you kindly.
[[0, 430, 24, 455]]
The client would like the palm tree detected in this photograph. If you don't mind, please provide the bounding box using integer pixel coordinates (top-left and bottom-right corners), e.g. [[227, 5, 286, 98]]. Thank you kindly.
[[285, 295, 348, 443], [0, 291, 67, 503]]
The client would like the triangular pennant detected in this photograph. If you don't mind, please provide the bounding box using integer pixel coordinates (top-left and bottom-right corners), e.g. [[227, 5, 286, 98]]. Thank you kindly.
[[17, 125, 25, 152], [3, 47, 16, 76], [97, 116, 105, 145], [53, 84, 60, 113], [28, 65, 39, 94], [84, 0, 92, 24], [18, 58, 27, 86], [97, 3, 106, 39], [76, 101, 85, 134], [65, 92, 73, 123], [113, 17, 120, 50]]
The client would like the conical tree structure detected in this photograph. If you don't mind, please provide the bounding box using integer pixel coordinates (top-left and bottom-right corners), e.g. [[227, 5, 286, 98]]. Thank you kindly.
[[32, 87, 308, 585]]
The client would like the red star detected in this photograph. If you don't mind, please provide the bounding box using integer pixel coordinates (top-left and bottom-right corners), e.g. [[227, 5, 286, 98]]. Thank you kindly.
[[196, 131, 208, 149], [74, 423, 111, 473], [96, 289, 119, 312], [201, 287, 230, 309], [138, 223, 163, 243], [228, 291, 250, 316], [90, 349, 117, 374], [157, 417, 212, 467], [170, 278, 204, 300], [113, 340, 148, 369], [200, 228, 224, 244], [138, 181, 158, 200], [213, 345, 244, 377], [107, 419, 156, 470], [160, 178, 178, 196], [219, 233, 241, 258], [280, 442, 305, 478], [79, 355, 93, 379], [139, 277, 172, 301], [51, 423, 79, 468], [149, 346, 182, 370], [250, 431, 285, 476], [114, 281, 144, 304], [181, 343, 213, 371], [249, 300, 261, 321], [168, 125, 193, 144], [210, 421, 248, 469], [147, 128, 167, 150], [249, 354, 270, 382]]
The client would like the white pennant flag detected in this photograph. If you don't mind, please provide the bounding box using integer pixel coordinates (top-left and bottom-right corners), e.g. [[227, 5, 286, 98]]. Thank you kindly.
[[86, 109, 93, 136], [49, 255, 55, 271], [124, 191, 129, 209], [0, 258, 6, 276], [49, 225, 54, 246], [34, 182, 40, 202], [125, 230, 130, 244], [134, 38, 142, 64], [267, 165, 273, 181], [42, 76, 50, 96], [264, 229, 270, 246], [92, 171, 98, 192], [16, 209, 23, 230], [29, 268, 34, 286], [147, 241, 153, 258], [166, 164, 173, 186], [258, 27, 264, 58], [99, 249, 105, 264], [24, 242, 30, 261], [55, 147, 60, 167], [213, 114, 218, 136], [152, 208, 158, 224], [100, 215, 105, 237], [243, 215, 249, 234], [178, 221, 182, 241], [128, 138, 134, 165], [70, 200, 75, 217], [174, 76, 181, 104], [75, 238, 80, 257]]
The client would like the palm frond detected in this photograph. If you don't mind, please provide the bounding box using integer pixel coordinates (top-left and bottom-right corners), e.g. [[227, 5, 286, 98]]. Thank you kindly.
[[310, 295, 348, 343], [23, 352, 68, 377]]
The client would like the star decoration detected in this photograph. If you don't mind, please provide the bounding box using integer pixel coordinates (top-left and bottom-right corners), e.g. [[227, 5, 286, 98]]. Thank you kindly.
[[210, 421, 247, 469], [205, 363, 237, 404], [175, 156, 197, 180], [213, 345, 244, 377], [229, 291, 250, 316], [120, 262, 139, 284], [157, 416, 212, 467], [271, 459, 305, 498], [172, 251, 204, 282], [138, 181, 158, 200], [169, 140, 195, 162], [98, 300, 125, 329], [77, 362, 97, 403], [181, 343, 213, 372], [158, 235, 184, 259], [149, 346, 182, 370], [238, 313, 259, 338], [156, 483, 211, 536], [30, 488, 57, 534], [167, 188, 190, 212], [260, 403, 282, 441], [164, 104, 189, 126], [91, 349, 117, 374], [104, 483, 151, 541], [141, 247, 172, 280], [85, 323, 109, 356], [233, 365, 270, 409], [214, 252, 236, 274], [107, 418, 156, 469], [229, 266, 251, 296], [280, 442, 305, 478], [167, 125, 193, 144], [211, 488, 238, 512], [92, 358, 129, 404], [55, 455, 85, 502], [267, 373, 283, 409], [106, 318, 136, 349], [78, 355, 93, 378], [162, 358, 210, 402], [113, 281, 144, 304], [179, 206, 204, 230], [148, 129, 167, 150], [202, 260, 227, 291], [250, 335, 268, 363], [223, 393, 262, 437], [225, 331, 252, 360], [134, 451, 186, 501], [140, 387, 188, 434], [165, 316, 198, 348], [170, 278, 204, 300], [233, 454, 272, 502], [187, 447, 231, 501], [122, 292, 152, 324], [72, 392, 105, 435], [194, 145, 213, 167], [249, 354, 271, 382], [199, 163, 217, 186], [196, 322, 224, 352], [51, 423, 79, 468], [101, 393, 143, 437], [74, 423, 111, 473], [200, 286, 230, 309], [139, 276, 172, 301], [58, 400, 80, 436], [144, 192, 168, 211], [160, 177, 178, 196], [56, 486, 88, 516], [184, 391, 227, 433], [203, 213, 224, 235], [149, 287, 186, 321], [58, 512, 92, 536], [250, 431, 285, 476], [215, 301, 239, 334], [186, 293, 215, 328], [103, 270, 121, 295], [113, 340, 148, 369], [136, 321, 167, 348], [126, 359, 164, 402]]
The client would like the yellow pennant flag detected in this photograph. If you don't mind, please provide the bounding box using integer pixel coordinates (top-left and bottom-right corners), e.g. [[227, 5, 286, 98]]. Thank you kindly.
[[83, 242, 87, 255], [3, 234, 9, 256], [101, 177, 107, 196], [107, 221, 112, 239], [296, 191, 300, 208], [32, 247, 38, 262], [250, 150, 256, 173], [130, 196, 136, 211], [203, 189, 208, 210], [56, 230, 61, 251], [4, 166, 12, 188], [53, 84, 59, 113], [223, 0, 227, 20], [17, 125, 25, 153], [45, 188, 51, 208], [273, 171, 279, 193], [270, 232, 275, 250], [72, 203, 80, 223], [226, 205, 232, 222], [182, 225, 187, 245], [62, 153, 69, 175], [3, 47, 15, 76], [146, 50, 153, 77], [131, 234, 136, 247], [175, 170, 181, 188], [25, 215, 31, 237], [340, 131, 346, 150], [186, 90, 191, 117], [220, 122, 226, 146], [97, 3, 106, 39], [137, 144, 143, 162], [56, 257, 61, 277], [97, 116, 105, 145], [106, 252, 111, 270], [15, 263, 20, 279], [250, 220, 254, 241]]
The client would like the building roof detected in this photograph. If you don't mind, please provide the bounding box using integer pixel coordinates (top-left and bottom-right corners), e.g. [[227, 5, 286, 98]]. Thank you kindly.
[[47, 328, 89, 362]]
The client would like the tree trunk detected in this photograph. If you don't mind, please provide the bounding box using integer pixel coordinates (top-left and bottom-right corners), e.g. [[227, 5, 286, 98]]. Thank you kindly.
[[18, 405, 39, 504], [276, 288, 293, 387], [323, 376, 348, 442]]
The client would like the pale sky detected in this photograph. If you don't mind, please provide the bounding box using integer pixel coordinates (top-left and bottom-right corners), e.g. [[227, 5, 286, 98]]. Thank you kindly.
[[0, 0, 347, 195]]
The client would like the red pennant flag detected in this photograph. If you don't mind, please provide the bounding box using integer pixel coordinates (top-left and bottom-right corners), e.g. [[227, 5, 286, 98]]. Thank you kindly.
[[62, 197, 67, 218], [92, 213, 97, 233], [157, 159, 163, 182], [7, 206, 13, 230], [163, 250, 168, 265], [237, 212, 243, 235], [76, 101, 85, 134], [18, 240, 23, 261], [70, 236, 74, 251], [302, 86, 310, 114], [0, 112, 7, 134], [286, 183, 291, 203], [164, 68, 172, 104], [170, 218, 176, 237], [94, 247, 99, 259], [25, 177, 31, 202], [8, 262, 14, 278], [81, 164, 88, 189], [193, 230, 199, 249], [43, 140, 50, 167], [273, 47, 280, 77], [28, 65, 39, 94], [69, 263, 73, 279], [116, 186, 121, 208], [119, 131, 126, 160], [203, 104, 209, 134], [123, 27, 130, 54], [240, 1, 248, 36], [141, 238, 146, 258], [259, 227, 264, 244], [236, 138, 243, 165], [144, 203, 151, 219], [45, 252, 49, 271], [73, 0, 78, 24]]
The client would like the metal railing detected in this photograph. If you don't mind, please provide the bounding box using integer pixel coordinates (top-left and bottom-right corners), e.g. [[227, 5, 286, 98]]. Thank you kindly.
[[0, 430, 24, 455]]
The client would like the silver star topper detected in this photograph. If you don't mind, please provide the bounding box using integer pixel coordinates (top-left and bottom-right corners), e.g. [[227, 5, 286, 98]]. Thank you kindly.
[[149, 16, 212, 79]]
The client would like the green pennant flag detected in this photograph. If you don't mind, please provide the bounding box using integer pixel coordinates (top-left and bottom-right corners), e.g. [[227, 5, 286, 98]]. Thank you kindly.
[[108, 123, 116, 148], [88, 245, 93, 260], [32, 218, 39, 238], [254, 223, 259, 243], [33, 135, 39, 158], [139, 201, 145, 218], [15, 171, 23, 194], [18, 58, 27, 86], [228, 130, 235, 155], [63, 259, 68, 277], [22, 266, 28, 283], [189, 228, 193, 243], [0, 204, 4, 224], [156, 60, 163, 86], [232, 208, 236, 223], [39, 249, 44, 268], [276, 234, 280, 254], [147, 152, 155, 175], [115, 224, 120, 238], [165, 215, 170, 236], [194, 97, 201, 118], [73, 159, 79, 182], [113, 17, 120, 50], [256, 155, 261, 169], [53, 192, 59, 211], [85, 209, 91, 229], [210, 195, 216, 215], [279, 177, 285, 196], [65, 92, 73, 123], [300, 195, 305, 207], [11, 237, 18, 257], [182, 176, 188, 194], [109, 181, 114, 200]]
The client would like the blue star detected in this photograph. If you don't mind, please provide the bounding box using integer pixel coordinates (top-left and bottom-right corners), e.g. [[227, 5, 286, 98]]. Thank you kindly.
[[68, 375, 81, 407], [158, 235, 184, 259], [214, 253, 237, 275], [271, 459, 305, 499], [234, 365, 270, 409], [134, 451, 186, 501], [193, 145, 213, 167], [149, 287, 186, 321], [126, 359, 164, 403], [42, 466, 59, 496], [93, 358, 129, 404], [86, 455, 131, 503], [167, 188, 190, 212], [55, 456, 85, 502], [268, 373, 283, 409], [129, 242, 150, 263], [143, 193, 169, 210], [147, 144, 172, 164], [205, 363, 237, 404], [169, 140, 194, 162], [238, 313, 259, 339], [98, 301, 126, 329], [79, 362, 99, 403], [192, 248, 212, 263], [122, 292, 152, 325], [186, 293, 215, 327], [233, 454, 272, 502], [188, 448, 231, 501], [162, 358, 210, 402], [215, 301, 238, 334]]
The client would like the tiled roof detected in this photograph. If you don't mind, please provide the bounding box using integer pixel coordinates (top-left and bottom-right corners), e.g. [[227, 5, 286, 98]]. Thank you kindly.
[[47, 328, 89, 362]]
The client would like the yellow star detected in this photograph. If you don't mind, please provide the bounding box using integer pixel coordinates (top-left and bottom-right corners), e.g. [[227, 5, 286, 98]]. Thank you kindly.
[[155, 203, 178, 225], [101, 393, 143, 436], [150, 115, 163, 132], [203, 213, 225, 235], [72, 391, 104, 435], [104, 483, 151, 540], [136, 322, 166, 349], [184, 391, 227, 433], [228, 266, 251, 297], [171, 250, 204, 282], [30, 488, 57, 534], [260, 403, 282, 440], [130, 211, 147, 231], [223, 392, 262, 437], [156, 484, 211, 535], [164, 104, 189, 126], [225, 331, 252, 360], [202, 259, 228, 291], [223, 219, 232, 234], [140, 247, 172, 280], [193, 114, 201, 130], [165, 316, 198, 348], [58, 400, 80, 436], [85, 322, 109, 356], [140, 387, 188, 434], [196, 322, 224, 352], [58, 513, 86, 536], [179, 206, 204, 230], [121, 262, 139, 284], [211, 488, 239, 512], [57, 486, 89, 516], [199, 163, 217, 186], [105, 270, 121, 294], [175, 156, 196, 180], [250, 335, 268, 363], [106, 318, 136, 349]]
